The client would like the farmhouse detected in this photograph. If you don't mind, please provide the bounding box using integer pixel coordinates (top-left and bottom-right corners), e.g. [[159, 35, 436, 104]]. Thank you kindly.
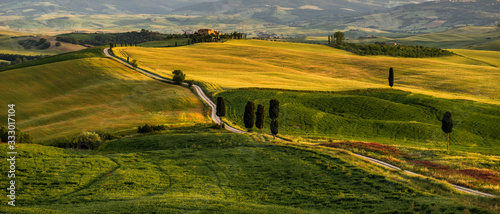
[[198, 29, 220, 35]]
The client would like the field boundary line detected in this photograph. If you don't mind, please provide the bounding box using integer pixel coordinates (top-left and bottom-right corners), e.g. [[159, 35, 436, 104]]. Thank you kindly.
[[103, 48, 496, 198]]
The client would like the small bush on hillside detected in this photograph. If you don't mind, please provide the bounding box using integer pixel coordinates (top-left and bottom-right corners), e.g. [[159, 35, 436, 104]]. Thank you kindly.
[[130, 59, 138, 67], [172, 70, 186, 84], [76, 132, 102, 150], [138, 124, 166, 133]]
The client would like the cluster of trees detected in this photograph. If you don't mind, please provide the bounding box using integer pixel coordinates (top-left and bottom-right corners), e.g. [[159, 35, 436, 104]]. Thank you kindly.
[[18, 38, 51, 50], [243, 99, 280, 139], [336, 43, 453, 58], [0, 54, 46, 67], [217, 97, 280, 139], [328, 31, 344, 46], [137, 124, 167, 133], [187, 31, 246, 44]]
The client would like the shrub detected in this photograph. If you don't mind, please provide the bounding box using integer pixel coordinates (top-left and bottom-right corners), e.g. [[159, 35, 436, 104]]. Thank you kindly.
[[76, 132, 102, 150], [130, 59, 138, 67], [138, 124, 166, 133], [172, 70, 186, 84]]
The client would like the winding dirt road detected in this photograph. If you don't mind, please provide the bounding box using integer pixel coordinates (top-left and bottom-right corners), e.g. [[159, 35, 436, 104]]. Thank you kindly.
[[103, 48, 496, 198]]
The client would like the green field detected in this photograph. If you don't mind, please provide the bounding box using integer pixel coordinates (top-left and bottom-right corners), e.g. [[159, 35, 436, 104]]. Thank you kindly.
[[217, 89, 500, 194], [0, 56, 208, 142], [139, 38, 190, 47], [118, 39, 500, 105], [0, 34, 85, 56], [0, 33, 498, 213], [218, 89, 500, 155], [351, 26, 500, 50], [1, 127, 496, 213]]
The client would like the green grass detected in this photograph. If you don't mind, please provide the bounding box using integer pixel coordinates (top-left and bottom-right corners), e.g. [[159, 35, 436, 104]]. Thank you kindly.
[[218, 89, 500, 155], [0, 57, 208, 142], [0, 127, 495, 213], [468, 40, 500, 51], [120, 39, 500, 105], [353, 26, 500, 50], [0, 35, 63, 56], [139, 38, 190, 47], [0, 46, 104, 72]]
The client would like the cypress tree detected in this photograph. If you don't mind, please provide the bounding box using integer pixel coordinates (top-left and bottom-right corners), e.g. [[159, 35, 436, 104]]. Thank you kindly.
[[216, 97, 226, 128], [255, 104, 265, 133], [244, 101, 255, 132], [269, 99, 280, 120], [441, 111, 453, 150], [270, 119, 279, 139], [389, 67, 394, 88]]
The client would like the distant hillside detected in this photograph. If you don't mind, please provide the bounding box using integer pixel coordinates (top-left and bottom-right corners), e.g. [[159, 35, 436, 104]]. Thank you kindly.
[[338, 0, 500, 33], [0, 0, 217, 15], [176, 0, 430, 24]]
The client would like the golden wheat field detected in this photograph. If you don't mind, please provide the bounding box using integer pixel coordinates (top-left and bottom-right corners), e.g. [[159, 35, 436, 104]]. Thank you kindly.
[[117, 40, 499, 104]]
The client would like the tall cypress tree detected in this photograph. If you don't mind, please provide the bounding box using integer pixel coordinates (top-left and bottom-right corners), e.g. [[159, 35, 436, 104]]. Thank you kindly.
[[389, 67, 394, 88], [269, 99, 280, 139], [255, 104, 265, 133], [270, 119, 279, 139], [244, 101, 255, 132], [216, 97, 226, 128], [441, 111, 453, 150], [269, 99, 280, 120]]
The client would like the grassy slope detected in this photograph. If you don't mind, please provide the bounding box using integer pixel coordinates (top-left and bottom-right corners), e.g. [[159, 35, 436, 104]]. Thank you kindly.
[[219, 89, 500, 155], [352, 26, 500, 50], [468, 40, 500, 51], [120, 39, 500, 105], [1, 128, 495, 213], [0, 57, 208, 142], [218, 89, 500, 194]]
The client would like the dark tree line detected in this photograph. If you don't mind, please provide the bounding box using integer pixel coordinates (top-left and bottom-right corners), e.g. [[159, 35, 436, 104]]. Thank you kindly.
[[57, 29, 166, 46], [187, 31, 246, 44], [336, 43, 453, 58], [0, 54, 47, 67], [58, 29, 246, 46]]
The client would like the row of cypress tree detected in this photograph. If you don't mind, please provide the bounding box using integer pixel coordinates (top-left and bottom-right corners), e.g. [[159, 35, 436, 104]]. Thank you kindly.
[[216, 97, 280, 139]]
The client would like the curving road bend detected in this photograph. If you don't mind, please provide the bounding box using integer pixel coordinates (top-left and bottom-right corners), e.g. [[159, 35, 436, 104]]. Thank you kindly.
[[103, 48, 496, 198]]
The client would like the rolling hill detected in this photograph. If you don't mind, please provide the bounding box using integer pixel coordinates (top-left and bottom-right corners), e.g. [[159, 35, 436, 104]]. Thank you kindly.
[[337, 0, 500, 34], [117, 39, 500, 105], [0, 55, 208, 142]]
